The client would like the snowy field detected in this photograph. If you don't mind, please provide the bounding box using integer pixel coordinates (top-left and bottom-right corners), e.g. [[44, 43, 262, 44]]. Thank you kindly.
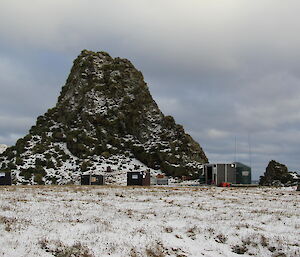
[[0, 186, 299, 257]]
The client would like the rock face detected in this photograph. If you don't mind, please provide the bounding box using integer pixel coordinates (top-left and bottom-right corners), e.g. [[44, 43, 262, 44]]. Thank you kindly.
[[259, 160, 293, 186], [0, 50, 208, 185]]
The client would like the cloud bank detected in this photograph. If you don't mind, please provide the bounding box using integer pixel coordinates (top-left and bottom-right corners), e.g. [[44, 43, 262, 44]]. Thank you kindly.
[[1, 0, 300, 179]]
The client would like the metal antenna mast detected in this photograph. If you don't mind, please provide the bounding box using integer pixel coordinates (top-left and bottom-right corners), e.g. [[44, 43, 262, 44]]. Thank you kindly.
[[248, 133, 252, 168], [234, 136, 237, 162]]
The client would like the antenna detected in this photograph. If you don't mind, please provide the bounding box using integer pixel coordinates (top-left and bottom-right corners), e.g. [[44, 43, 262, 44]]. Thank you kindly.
[[234, 136, 237, 162], [248, 133, 252, 168]]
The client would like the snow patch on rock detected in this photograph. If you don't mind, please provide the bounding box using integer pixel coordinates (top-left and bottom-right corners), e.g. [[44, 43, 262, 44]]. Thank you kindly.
[[0, 144, 7, 154]]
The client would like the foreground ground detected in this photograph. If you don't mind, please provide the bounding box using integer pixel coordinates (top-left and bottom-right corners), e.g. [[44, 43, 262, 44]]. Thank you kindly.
[[0, 185, 299, 257]]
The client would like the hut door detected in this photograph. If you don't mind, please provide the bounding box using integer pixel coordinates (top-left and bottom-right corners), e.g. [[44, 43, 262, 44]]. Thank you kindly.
[[207, 166, 213, 184], [81, 175, 90, 185]]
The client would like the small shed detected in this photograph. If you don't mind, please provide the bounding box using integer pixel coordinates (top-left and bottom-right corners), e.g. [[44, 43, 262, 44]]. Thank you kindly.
[[151, 175, 169, 185], [127, 171, 150, 186], [156, 174, 168, 185], [202, 163, 236, 185], [157, 178, 169, 185], [81, 175, 104, 185], [0, 171, 12, 186]]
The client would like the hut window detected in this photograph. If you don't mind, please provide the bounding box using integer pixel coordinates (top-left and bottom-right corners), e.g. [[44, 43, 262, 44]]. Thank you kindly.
[[132, 175, 138, 179], [0, 172, 5, 177]]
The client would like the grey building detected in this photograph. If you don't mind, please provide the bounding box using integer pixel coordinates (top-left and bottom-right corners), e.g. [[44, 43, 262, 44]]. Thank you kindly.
[[151, 177, 169, 185], [201, 162, 251, 185]]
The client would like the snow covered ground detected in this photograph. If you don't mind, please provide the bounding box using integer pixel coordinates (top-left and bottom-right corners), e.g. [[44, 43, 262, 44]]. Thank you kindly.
[[0, 186, 299, 257]]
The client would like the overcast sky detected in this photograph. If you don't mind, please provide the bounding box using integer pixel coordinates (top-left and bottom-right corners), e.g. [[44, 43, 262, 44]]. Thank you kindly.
[[1, 0, 300, 179]]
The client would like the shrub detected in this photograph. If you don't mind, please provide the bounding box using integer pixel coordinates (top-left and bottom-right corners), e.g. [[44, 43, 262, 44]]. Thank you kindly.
[[7, 162, 17, 169], [20, 168, 34, 180], [39, 239, 94, 257], [34, 173, 45, 185], [33, 144, 46, 154], [232, 244, 248, 255], [101, 151, 111, 159], [35, 158, 47, 166], [16, 157, 23, 166], [80, 161, 92, 172]]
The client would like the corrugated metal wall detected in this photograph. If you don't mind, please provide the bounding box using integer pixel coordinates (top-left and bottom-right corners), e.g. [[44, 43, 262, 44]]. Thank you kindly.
[[227, 164, 236, 183], [217, 164, 226, 184]]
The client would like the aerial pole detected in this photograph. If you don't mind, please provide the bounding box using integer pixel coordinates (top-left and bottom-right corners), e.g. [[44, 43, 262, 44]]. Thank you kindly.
[[234, 136, 237, 163], [248, 132, 252, 168]]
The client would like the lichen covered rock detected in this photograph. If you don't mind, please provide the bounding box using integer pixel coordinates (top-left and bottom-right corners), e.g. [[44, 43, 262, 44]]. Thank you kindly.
[[259, 160, 293, 186]]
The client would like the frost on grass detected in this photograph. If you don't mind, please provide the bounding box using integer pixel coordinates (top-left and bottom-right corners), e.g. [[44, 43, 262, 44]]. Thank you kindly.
[[0, 186, 299, 257], [39, 239, 94, 257]]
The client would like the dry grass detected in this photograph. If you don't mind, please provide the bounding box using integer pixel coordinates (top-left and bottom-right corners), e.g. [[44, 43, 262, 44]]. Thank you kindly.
[[145, 241, 166, 257], [39, 238, 94, 257], [0, 216, 17, 232], [0, 185, 299, 256]]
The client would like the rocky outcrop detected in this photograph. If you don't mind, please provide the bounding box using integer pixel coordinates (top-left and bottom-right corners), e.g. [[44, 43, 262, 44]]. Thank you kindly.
[[259, 160, 294, 186], [0, 50, 208, 184]]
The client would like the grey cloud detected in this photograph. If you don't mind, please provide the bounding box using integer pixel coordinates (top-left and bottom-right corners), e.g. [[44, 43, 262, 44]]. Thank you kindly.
[[0, 116, 34, 130]]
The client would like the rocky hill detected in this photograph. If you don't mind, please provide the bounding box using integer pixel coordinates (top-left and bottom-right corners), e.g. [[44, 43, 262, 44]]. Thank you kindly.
[[0, 50, 208, 185]]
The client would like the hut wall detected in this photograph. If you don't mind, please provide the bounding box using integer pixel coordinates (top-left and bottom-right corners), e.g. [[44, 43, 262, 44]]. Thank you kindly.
[[226, 164, 237, 183], [81, 175, 104, 185], [0, 172, 12, 186], [157, 178, 169, 185], [127, 172, 143, 186], [217, 164, 225, 184], [235, 162, 251, 184], [142, 172, 150, 186], [127, 171, 150, 186], [90, 175, 104, 185]]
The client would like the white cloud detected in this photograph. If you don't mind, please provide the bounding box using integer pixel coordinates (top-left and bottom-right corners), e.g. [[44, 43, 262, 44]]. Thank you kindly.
[[206, 129, 230, 139]]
